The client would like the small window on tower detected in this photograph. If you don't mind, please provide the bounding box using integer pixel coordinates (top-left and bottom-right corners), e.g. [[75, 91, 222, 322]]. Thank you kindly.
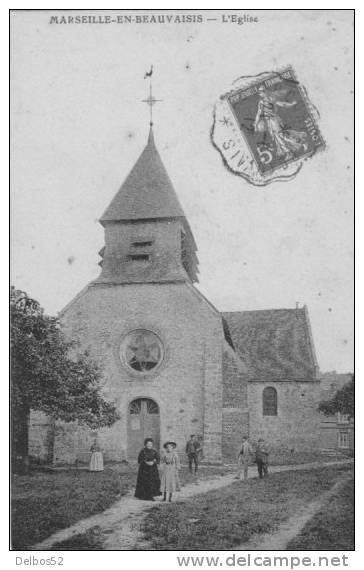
[[127, 254, 151, 262], [132, 240, 153, 247]]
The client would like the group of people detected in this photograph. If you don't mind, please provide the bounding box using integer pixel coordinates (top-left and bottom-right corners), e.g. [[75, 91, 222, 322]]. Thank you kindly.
[[90, 433, 269, 501], [134, 434, 202, 502], [238, 436, 269, 481]]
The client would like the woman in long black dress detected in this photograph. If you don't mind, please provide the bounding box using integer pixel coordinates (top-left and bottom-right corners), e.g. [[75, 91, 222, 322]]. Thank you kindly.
[[134, 438, 161, 501]]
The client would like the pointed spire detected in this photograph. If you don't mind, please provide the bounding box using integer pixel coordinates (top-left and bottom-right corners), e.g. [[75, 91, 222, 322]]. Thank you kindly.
[[100, 129, 186, 224]]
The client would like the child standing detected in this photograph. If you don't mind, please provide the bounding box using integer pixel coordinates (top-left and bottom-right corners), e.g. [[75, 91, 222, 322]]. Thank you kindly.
[[89, 438, 104, 472], [160, 441, 180, 502]]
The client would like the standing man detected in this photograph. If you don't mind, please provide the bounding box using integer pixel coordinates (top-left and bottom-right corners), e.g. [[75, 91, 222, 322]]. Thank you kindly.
[[185, 434, 201, 474], [255, 438, 269, 479], [237, 435, 253, 481]]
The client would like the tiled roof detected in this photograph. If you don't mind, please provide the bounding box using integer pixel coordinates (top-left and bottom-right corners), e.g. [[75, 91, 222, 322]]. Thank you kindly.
[[223, 308, 317, 381], [100, 128, 186, 223]]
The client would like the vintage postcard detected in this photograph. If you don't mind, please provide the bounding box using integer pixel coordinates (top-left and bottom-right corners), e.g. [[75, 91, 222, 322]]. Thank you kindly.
[[10, 9, 354, 557]]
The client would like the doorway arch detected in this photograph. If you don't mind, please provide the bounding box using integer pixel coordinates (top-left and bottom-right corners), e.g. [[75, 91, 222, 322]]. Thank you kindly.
[[127, 398, 160, 460]]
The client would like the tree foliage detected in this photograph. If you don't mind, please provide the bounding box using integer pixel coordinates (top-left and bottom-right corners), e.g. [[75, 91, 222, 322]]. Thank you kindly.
[[318, 375, 354, 419], [10, 287, 119, 439]]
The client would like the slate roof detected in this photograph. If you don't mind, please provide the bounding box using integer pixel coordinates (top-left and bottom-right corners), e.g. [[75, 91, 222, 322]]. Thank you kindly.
[[101, 128, 186, 223], [223, 308, 318, 381]]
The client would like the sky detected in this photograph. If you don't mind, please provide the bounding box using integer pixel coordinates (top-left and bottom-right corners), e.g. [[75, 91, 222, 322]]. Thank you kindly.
[[11, 9, 353, 373]]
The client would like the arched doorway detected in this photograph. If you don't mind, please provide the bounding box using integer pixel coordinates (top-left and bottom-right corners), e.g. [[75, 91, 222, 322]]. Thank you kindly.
[[127, 398, 160, 460]]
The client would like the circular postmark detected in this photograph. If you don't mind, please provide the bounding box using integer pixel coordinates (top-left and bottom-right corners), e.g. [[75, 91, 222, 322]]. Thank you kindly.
[[211, 67, 325, 186]]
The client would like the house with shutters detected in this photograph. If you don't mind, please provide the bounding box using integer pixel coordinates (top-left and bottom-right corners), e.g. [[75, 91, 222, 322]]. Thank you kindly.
[[29, 125, 322, 465]]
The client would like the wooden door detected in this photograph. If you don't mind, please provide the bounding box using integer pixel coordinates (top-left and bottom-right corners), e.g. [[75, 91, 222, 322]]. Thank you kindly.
[[127, 398, 160, 460]]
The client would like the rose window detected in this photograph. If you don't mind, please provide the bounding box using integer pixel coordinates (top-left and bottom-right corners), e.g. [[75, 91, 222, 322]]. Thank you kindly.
[[120, 330, 163, 373]]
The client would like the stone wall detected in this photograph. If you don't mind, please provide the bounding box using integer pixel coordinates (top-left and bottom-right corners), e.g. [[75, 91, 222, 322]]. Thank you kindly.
[[222, 347, 249, 461], [247, 380, 321, 452]]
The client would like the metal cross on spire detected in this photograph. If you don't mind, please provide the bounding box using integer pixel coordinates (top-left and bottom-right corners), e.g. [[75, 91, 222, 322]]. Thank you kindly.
[[142, 65, 163, 127]]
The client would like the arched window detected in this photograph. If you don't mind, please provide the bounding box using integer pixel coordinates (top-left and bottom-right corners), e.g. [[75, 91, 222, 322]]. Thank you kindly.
[[263, 387, 277, 416]]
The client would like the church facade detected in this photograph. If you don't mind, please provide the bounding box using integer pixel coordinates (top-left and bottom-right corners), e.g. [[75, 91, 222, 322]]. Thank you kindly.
[[29, 127, 321, 464]]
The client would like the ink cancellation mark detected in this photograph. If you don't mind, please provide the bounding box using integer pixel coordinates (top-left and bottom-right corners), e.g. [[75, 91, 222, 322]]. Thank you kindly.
[[212, 67, 325, 186]]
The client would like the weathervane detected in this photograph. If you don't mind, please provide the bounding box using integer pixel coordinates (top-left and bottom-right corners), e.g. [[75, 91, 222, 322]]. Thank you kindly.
[[142, 65, 162, 126]]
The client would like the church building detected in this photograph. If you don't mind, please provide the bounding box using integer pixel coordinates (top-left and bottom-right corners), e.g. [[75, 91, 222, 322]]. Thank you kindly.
[[29, 124, 321, 465]]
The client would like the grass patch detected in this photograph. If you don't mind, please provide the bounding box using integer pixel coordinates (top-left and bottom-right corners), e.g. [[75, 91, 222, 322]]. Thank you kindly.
[[268, 450, 351, 466], [140, 465, 353, 550], [50, 526, 104, 551], [12, 458, 352, 551], [287, 477, 354, 550], [11, 464, 136, 550]]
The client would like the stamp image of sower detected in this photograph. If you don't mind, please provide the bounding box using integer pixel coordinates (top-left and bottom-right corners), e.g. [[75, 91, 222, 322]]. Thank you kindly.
[[212, 67, 325, 186]]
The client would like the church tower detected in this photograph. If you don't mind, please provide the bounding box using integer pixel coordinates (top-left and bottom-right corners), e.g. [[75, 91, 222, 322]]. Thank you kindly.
[[96, 127, 199, 286]]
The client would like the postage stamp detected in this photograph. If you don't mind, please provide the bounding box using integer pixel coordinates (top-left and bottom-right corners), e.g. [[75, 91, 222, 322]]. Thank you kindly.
[[212, 67, 325, 186]]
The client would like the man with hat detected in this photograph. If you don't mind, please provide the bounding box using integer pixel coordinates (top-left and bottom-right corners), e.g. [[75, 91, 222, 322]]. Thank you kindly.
[[255, 438, 269, 479], [237, 435, 253, 481], [185, 434, 201, 475]]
